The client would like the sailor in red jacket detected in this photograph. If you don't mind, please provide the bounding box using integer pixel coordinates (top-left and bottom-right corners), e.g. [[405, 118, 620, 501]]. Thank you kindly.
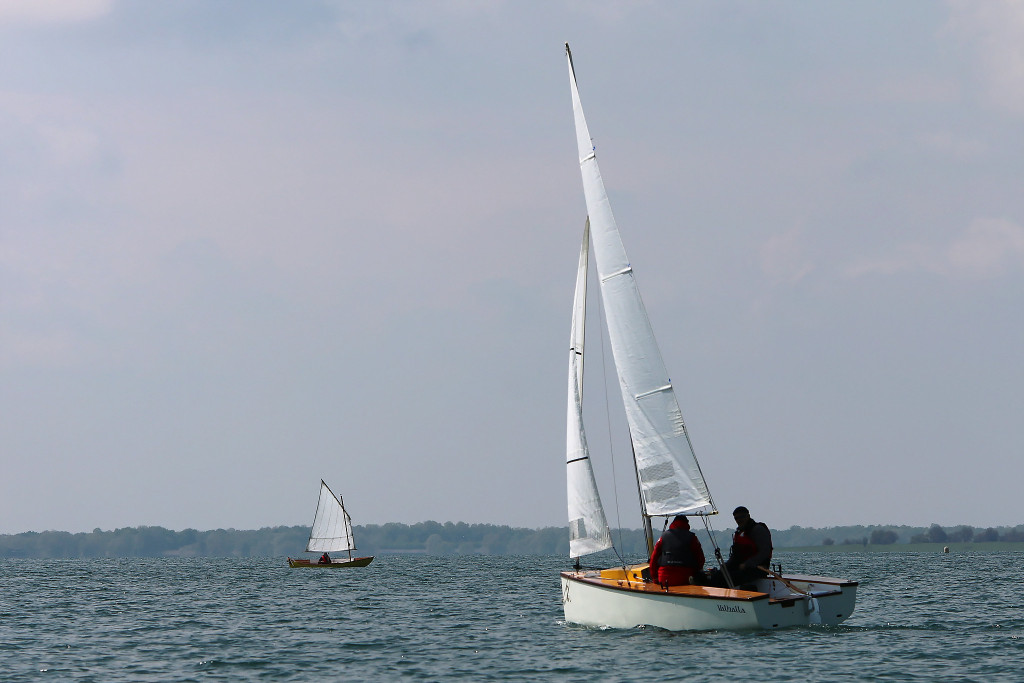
[[649, 515, 705, 586], [705, 505, 773, 588], [726, 506, 772, 584]]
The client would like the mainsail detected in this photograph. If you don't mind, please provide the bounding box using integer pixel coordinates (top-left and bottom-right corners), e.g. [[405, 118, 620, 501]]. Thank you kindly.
[[305, 480, 356, 553], [567, 219, 614, 557], [566, 44, 713, 518]]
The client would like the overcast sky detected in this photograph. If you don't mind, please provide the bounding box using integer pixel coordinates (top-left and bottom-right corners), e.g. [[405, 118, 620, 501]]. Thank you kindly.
[[2, 1, 1022, 536]]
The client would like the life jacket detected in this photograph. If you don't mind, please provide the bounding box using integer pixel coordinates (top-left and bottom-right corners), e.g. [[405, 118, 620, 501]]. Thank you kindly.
[[731, 522, 767, 562], [659, 527, 696, 567]]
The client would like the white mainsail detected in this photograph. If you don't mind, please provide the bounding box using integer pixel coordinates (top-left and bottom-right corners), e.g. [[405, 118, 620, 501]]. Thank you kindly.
[[305, 480, 356, 553], [567, 218, 614, 557], [566, 44, 713, 518]]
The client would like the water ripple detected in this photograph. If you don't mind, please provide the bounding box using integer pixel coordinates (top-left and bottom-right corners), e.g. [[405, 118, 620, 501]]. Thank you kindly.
[[3, 552, 1024, 680]]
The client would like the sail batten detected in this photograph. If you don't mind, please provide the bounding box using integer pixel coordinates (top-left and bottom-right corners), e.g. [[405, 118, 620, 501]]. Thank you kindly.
[[306, 480, 357, 553], [566, 44, 714, 519]]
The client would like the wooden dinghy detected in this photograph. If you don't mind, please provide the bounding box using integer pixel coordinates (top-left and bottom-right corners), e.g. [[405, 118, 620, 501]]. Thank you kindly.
[[288, 479, 374, 569], [287, 556, 374, 568]]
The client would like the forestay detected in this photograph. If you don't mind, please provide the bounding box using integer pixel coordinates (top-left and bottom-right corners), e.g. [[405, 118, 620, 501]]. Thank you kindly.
[[306, 480, 356, 553], [566, 47, 713, 517], [566, 219, 614, 557]]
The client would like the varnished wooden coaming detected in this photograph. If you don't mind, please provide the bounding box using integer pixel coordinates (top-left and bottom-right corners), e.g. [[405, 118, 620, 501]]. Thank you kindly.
[[782, 573, 859, 587], [561, 571, 769, 602], [562, 568, 857, 604]]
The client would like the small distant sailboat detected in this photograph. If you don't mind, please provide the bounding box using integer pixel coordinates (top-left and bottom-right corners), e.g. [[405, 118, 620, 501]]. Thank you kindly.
[[287, 480, 374, 568], [559, 43, 857, 630]]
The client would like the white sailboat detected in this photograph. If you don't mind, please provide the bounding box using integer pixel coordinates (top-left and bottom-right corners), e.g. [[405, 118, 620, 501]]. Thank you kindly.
[[288, 480, 374, 568], [560, 44, 857, 630]]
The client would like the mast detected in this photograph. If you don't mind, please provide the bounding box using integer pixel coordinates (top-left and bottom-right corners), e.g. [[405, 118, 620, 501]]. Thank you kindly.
[[630, 439, 655, 554], [339, 494, 354, 561]]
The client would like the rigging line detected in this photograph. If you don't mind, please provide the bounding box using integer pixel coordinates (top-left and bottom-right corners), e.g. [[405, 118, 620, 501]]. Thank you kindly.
[[598, 266, 618, 548], [596, 265, 625, 555], [682, 425, 716, 512], [700, 513, 733, 590], [610, 543, 629, 573]]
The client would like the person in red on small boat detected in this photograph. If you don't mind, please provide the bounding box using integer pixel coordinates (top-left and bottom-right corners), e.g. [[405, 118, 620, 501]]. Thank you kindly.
[[318, 552, 331, 564], [648, 515, 705, 586]]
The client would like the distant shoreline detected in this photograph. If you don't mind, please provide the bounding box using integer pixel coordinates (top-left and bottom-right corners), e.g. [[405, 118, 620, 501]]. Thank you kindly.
[[2, 522, 1023, 559], [779, 541, 1024, 553]]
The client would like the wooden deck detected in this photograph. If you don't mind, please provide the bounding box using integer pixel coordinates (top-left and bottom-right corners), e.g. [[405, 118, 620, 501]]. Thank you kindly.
[[563, 570, 769, 602]]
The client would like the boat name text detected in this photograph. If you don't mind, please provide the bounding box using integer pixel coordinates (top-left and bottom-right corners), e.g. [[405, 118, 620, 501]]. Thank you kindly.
[[716, 604, 747, 613]]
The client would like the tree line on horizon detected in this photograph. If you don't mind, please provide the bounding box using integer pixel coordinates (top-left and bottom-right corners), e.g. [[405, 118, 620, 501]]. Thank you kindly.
[[1, 521, 1021, 559], [822, 523, 1006, 547]]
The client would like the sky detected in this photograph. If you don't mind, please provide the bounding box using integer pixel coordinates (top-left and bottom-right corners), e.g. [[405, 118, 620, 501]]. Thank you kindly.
[[1, 1, 1022, 536]]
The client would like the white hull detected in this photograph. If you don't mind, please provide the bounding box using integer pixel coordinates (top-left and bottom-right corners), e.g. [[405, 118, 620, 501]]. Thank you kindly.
[[561, 567, 857, 631]]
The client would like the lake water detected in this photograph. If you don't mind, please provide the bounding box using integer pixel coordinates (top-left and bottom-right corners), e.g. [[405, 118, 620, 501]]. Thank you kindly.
[[2, 552, 1022, 681]]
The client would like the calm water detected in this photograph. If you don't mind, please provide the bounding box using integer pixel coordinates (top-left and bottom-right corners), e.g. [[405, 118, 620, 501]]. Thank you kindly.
[[2, 552, 1022, 681]]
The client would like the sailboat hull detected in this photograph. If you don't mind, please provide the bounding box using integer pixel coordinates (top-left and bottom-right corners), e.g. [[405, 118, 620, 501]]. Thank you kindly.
[[561, 566, 857, 630], [287, 556, 374, 568]]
